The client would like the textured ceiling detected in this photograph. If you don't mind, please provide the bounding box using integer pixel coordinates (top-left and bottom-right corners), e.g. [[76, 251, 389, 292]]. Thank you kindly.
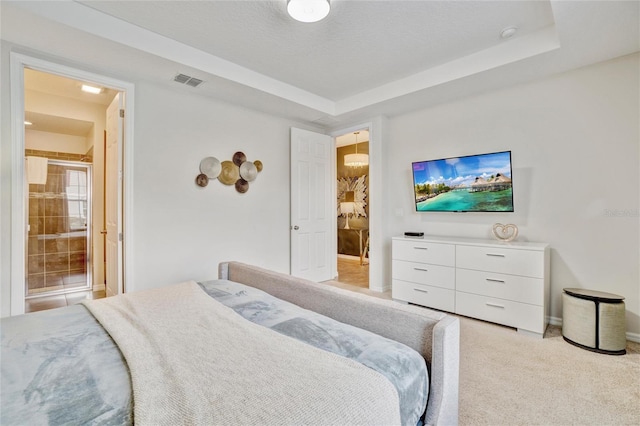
[[79, 0, 555, 101], [2, 1, 639, 127]]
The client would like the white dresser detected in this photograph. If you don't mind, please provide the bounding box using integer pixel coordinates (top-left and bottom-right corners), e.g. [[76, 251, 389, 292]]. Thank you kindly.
[[392, 235, 550, 337]]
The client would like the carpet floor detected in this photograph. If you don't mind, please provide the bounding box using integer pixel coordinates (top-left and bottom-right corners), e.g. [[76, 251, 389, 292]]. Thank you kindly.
[[458, 317, 639, 425], [321, 279, 639, 425]]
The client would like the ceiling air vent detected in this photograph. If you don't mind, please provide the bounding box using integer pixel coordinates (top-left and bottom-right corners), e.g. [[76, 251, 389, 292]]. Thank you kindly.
[[185, 77, 203, 87], [173, 73, 204, 88]]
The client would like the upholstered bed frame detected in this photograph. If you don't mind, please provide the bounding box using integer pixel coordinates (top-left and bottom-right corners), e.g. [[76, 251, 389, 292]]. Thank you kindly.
[[219, 261, 460, 425]]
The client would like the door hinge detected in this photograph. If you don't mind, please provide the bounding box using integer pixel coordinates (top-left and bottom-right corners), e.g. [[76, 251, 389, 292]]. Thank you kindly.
[[119, 109, 125, 118], [119, 233, 123, 242]]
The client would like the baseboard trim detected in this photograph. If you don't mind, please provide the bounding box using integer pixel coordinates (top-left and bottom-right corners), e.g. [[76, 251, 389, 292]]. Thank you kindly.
[[549, 315, 562, 327], [626, 332, 640, 343], [548, 315, 640, 343], [338, 254, 361, 261], [369, 284, 391, 293], [93, 283, 106, 292]]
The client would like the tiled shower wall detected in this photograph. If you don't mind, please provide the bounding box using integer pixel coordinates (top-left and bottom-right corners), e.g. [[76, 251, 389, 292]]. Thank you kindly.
[[27, 153, 91, 295]]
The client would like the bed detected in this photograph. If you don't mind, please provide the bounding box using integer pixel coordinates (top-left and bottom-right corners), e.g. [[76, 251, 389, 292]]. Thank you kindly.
[[1, 261, 459, 425]]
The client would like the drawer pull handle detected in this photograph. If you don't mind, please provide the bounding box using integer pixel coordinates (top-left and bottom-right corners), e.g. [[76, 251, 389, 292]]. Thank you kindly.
[[414, 247, 428, 250], [414, 267, 429, 272], [413, 288, 429, 294], [486, 278, 505, 283], [486, 253, 505, 257], [486, 302, 505, 309]]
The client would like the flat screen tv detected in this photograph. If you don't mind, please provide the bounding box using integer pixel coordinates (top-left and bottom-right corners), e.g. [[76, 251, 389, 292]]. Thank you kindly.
[[412, 150, 514, 212]]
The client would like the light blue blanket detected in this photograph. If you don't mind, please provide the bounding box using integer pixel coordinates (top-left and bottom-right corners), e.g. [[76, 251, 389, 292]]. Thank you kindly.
[[0, 304, 131, 425], [1, 280, 428, 425], [198, 279, 428, 425]]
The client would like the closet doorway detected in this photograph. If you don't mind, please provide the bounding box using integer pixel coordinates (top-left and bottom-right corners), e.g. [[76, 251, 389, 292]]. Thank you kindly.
[[335, 129, 370, 289]]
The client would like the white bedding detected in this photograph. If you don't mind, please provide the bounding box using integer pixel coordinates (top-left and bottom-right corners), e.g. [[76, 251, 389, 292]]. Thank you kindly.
[[83, 281, 402, 425]]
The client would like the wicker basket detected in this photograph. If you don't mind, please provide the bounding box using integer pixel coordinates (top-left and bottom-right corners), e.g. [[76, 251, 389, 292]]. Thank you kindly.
[[562, 288, 626, 355]]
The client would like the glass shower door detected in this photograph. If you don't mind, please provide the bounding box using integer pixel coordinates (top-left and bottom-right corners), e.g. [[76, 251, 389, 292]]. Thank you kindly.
[[26, 160, 92, 296]]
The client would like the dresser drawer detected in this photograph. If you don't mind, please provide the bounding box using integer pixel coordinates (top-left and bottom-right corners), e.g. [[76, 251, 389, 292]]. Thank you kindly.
[[392, 260, 455, 290], [455, 291, 544, 334], [456, 268, 544, 305], [456, 245, 544, 278], [392, 239, 455, 266], [392, 280, 455, 312]]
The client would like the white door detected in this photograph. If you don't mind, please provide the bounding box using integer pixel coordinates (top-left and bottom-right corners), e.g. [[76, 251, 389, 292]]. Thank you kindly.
[[290, 127, 334, 282], [105, 93, 124, 297]]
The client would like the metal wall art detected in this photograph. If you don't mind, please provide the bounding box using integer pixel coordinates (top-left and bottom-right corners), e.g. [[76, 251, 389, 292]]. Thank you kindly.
[[337, 175, 367, 218], [196, 151, 263, 193]]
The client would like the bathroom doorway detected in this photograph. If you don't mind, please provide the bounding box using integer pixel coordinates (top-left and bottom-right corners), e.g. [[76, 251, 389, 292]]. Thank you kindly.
[[19, 65, 116, 312], [10, 53, 134, 315]]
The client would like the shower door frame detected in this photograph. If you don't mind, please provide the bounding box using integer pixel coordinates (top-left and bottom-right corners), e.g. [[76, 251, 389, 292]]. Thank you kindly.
[[25, 160, 93, 298]]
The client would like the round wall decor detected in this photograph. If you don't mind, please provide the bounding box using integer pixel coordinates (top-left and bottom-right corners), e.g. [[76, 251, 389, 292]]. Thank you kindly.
[[199, 156, 221, 179], [239, 161, 258, 182], [196, 152, 263, 192], [195, 173, 209, 187], [232, 151, 247, 167], [235, 178, 249, 193], [218, 161, 240, 185]]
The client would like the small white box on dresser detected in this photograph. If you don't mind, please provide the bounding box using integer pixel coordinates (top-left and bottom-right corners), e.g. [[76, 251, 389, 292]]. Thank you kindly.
[[392, 235, 550, 337]]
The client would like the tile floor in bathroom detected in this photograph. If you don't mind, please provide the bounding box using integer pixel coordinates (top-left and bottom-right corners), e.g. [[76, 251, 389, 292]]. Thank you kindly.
[[25, 288, 106, 313]]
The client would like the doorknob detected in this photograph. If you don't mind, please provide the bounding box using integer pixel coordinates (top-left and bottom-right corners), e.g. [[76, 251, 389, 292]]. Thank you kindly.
[[292, 225, 299, 230]]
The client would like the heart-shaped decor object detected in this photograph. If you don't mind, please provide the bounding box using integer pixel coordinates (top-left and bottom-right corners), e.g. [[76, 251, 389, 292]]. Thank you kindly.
[[492, 223, 518, 242]]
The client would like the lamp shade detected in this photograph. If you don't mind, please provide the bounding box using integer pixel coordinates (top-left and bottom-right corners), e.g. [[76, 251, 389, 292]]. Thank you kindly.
[[287, 0, 330, 23], [340, 202, 355, 215], [344, 153, 369, 167]]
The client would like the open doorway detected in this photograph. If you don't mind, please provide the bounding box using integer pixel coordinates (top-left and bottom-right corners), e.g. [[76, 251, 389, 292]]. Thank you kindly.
[[10, 53, 134, 316], [22, 69, 118, 312], [335, 130, 369, 289]]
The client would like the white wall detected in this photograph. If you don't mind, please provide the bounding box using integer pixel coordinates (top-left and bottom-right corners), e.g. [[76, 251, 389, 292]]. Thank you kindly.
[[127, 82, 309, 291], [385, 53, 640, 336]]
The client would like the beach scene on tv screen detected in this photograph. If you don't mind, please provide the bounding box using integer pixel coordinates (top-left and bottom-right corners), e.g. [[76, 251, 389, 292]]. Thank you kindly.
[[413, 151, 513, 212]]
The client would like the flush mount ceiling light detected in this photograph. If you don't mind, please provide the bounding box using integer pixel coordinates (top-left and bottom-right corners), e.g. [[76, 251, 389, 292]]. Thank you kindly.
[[81, 84, 103, 94], [287, 0, 330, 23]]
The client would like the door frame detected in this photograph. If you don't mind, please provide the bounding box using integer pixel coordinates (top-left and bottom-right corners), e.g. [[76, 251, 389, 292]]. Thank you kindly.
[[9, 52, 135, 315], [330, 118, 388, 292]]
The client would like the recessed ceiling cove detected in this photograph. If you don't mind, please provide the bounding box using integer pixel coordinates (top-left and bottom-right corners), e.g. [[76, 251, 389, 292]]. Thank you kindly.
[[5, 0, 639, 123]]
